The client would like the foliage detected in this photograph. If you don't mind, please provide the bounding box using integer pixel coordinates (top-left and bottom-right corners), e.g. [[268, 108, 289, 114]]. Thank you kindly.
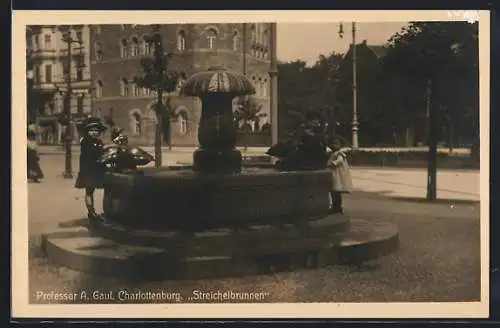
[[134, 25, 179, 115], [276, 21, 479, 148], [133, 25, 179, 153], [233, 96, 267, 131], [380, 21, 479, 144]]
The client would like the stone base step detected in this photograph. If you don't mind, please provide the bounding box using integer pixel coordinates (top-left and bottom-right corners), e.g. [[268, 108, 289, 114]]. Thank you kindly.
[[88, 214, 350, 257], [40, 219, 399, 281]]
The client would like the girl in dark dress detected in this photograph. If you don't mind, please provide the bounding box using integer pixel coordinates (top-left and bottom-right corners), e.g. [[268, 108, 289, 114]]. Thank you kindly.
[[27, 129, 44, 182], [75, 117, 107, 220]]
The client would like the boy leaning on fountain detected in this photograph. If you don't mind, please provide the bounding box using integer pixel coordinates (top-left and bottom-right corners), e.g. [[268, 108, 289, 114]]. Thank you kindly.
[[327, 138, 353, 214]]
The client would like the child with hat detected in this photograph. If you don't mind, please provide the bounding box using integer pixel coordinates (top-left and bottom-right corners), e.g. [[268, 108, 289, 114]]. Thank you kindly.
[[74, 117, 108, 220]]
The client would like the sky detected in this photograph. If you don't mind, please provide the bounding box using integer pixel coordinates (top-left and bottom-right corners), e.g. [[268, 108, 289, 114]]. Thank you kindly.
[[277, 22, 408, 65]]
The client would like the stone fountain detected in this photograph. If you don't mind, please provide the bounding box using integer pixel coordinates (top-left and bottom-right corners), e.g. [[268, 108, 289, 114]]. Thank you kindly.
[[41, 67, 399, 281]]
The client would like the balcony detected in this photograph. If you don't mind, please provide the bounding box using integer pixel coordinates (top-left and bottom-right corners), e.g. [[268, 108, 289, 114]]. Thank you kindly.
[[31, 48, 58, 59]]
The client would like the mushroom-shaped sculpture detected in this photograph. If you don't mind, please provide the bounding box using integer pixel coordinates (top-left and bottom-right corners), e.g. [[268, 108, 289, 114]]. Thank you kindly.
[[181, 66, 255, 174]]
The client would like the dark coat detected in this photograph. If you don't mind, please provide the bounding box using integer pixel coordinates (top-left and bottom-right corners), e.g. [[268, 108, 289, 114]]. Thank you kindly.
[[75, 136, 106, 189]]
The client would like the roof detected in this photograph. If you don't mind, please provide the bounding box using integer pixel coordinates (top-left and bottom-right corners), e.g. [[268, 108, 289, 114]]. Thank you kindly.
[[366, 45, 388, 59]]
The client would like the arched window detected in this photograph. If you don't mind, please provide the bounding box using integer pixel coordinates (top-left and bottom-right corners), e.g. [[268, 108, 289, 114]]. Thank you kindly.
[[120, 39, 128, 58], [94, 41, 103, 61], [232, 31, 239, 51], [130, 37, 139, 57], [141, 36, 151, 56], [178, 111, 188, 135], [95, 80, 103, 98], [177, 30, 186, 51], [250, 24, 256, 43], [263, 28, 269, 47], [131, 79, 139, 97], [132, 112, 142, 135], [120, 78, 129, 97], [206, 28, 217, 49]]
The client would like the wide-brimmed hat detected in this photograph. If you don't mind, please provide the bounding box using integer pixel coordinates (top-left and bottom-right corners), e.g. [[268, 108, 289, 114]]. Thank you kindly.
[[80, 117, 107, 133]]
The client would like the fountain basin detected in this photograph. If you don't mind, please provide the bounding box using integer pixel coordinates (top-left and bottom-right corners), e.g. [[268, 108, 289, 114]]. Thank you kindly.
[[103, 167, 332, 231]]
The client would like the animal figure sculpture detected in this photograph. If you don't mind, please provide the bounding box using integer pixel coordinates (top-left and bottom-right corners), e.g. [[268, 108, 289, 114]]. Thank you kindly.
[[100, 128, 155, 173]]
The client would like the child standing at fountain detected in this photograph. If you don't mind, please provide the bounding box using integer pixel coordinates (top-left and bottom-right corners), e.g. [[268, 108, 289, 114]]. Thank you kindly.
[[75, 117, 108, 221], [327, 139, 353, 214]]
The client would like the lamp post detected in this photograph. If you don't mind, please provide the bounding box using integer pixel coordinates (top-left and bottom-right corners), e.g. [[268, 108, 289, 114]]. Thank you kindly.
[[338, 22, 359, 150], [269, 22, 278, 145], [60, 25, 84, 179]]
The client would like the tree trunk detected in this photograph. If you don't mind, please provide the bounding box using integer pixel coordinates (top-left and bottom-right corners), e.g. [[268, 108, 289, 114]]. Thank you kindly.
[[168, 118, 173, 151], [244, 130, 248, 152], [155, 92, 163, 168], [426, 79, 437, 201], [447, 122, 454, 154], [155, 116, 162, 168]]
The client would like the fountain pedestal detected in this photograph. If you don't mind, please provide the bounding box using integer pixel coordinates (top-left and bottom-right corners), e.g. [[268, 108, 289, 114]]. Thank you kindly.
[[193, 93, 242, 174]]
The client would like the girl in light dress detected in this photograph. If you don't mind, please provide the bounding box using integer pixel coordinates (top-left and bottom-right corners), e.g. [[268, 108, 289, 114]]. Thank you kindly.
[[327, 138, 353, 214]]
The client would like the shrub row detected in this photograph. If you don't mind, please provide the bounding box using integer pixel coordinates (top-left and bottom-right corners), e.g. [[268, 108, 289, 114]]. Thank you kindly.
[[240, 151, 479, 170], [347, 150, 479, 170]]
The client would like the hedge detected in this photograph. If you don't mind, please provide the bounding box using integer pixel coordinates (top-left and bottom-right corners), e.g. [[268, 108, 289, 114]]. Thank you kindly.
[[239, 151, 479, 170]]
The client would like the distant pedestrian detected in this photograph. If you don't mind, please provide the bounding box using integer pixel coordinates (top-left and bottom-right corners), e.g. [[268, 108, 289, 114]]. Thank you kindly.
[[27, 129, 44, 182], [327, 138, 353, 214], [74, 117, 107, 221]]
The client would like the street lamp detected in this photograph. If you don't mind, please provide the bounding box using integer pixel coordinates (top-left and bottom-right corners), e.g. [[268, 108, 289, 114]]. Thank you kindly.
[[338, 22, 359, 150], [59, 25, 85, 179]]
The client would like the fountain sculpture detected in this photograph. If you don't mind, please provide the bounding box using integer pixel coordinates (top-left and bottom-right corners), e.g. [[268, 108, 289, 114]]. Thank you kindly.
[[41, 67, 399, 281]]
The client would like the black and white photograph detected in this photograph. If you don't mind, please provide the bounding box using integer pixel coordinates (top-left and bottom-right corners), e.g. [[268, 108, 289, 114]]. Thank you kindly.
[[12, 10, 489, 318]]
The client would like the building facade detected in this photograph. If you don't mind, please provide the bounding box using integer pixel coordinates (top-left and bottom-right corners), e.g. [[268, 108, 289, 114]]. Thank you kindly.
[[26, 25, 93, 145], [90, 23, 272, 146]]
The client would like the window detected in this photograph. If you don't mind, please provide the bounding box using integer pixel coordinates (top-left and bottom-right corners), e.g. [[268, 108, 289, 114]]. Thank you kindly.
[[132, 112, 141, 135], [131, 82, 139, 97], [94, 25, 101, 35], [263, 79, 268, 97], [95, 80, 103, 98], [250, 25, 256, 43], [120, 39, 128, 58], [76, 61, 84, 81], [94, 42, 103, 60], [44, 35, 52, 49], [141, 37, 151, 56], [75, 31, 83, 43], [232, 31, 239, 51], [120, 78, 129, 97], [44, 64, 52, 83], [130, 37, 139, 57], [77, 95, 84, 113], [34, 65, 41, 83], [178, 111, 188, 134], [206, 29, 217, 49], [263, 28, 269, 47], [95, 108, 101, 118], [34, 35, 40, 50], [177, 30, 186, 51]]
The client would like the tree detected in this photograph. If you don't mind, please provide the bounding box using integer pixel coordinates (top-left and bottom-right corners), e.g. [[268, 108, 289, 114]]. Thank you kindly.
[[234, 96, 267, 151], [134, 25, 179, 167]]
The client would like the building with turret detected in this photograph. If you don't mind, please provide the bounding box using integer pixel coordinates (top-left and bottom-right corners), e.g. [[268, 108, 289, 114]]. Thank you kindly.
[[89, 24, 272, 146], [26, 25, 92, 145]]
